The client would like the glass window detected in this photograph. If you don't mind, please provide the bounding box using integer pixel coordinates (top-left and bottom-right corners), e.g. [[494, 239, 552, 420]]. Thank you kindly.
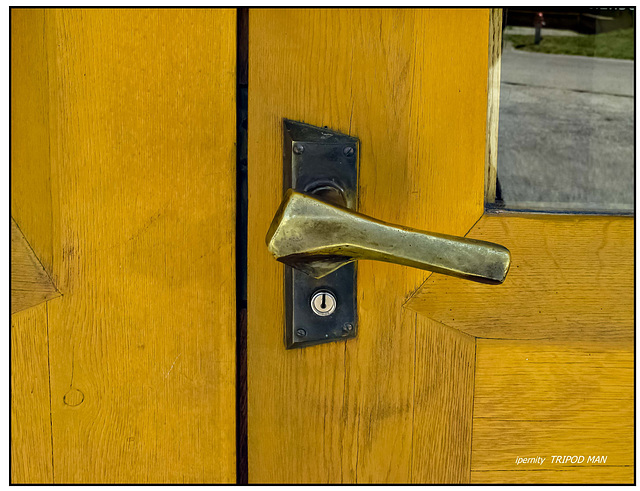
[[493, 8, 634, 212]]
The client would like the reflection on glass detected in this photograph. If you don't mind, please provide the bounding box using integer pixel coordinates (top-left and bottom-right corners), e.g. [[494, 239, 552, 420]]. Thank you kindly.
[[494, 8, 634, 212]]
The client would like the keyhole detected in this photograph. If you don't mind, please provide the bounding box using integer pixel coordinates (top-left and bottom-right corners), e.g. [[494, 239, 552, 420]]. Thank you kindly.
[[310, 290, 337, 316]]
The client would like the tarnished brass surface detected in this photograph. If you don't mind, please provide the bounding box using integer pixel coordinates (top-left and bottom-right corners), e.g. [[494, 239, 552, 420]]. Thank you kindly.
[[267, 190, 511, 284]]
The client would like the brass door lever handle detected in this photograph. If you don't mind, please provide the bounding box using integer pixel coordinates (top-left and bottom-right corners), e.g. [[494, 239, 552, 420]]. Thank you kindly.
[[266, 189, 511, 284]]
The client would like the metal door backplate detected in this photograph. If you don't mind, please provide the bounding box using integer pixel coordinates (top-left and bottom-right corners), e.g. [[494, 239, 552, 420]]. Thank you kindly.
[[282, 119, 358, 348]]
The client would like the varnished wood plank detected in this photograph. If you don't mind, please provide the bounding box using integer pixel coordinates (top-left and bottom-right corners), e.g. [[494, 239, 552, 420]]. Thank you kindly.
[[471, 339, 633, 484], [13, 9, 237, 483], [11, 218, 59, 314], [471, 468, 633, 485], [411, 317, 475, 483], [11, 8, 54, 276], [11, 11, 57, 481], [11, 304, 54, 483], [248, 8, 490, 483], [484, 9, 502, 203], [406, 214, 634, 342]]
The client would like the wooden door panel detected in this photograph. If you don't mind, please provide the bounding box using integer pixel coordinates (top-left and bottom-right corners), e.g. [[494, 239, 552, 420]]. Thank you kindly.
[[11, 8, 237, 483], [411, 316, 476, 483], [10, 304, 54, 483], [407, 214, 634, 483], [11, 9, 54, 276], [472, 340, 633, 483], [248, 8, 633, 484], [248, 8, 490, 483], [406, 215, 634, 342]]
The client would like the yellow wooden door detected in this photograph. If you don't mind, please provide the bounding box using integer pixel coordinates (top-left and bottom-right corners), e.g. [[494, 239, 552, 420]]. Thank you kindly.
[[247, 8, 633, 484], [12, 8, 633, 485], [11, 9, 237, 483]]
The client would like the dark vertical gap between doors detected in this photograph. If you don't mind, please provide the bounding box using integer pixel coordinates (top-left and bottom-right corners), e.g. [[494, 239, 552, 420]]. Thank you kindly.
[[235, 7, 249, 485]]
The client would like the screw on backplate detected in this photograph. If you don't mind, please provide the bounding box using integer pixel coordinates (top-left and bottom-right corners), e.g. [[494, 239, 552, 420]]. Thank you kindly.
[[296, 328, 307, 337], [343, 323, 354, 332], [293, 143, 305, 155], [343, 146, 355, 157]]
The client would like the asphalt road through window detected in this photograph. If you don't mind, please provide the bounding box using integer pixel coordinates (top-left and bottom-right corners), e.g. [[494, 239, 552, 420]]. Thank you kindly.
[[496, 9, 634, 212]]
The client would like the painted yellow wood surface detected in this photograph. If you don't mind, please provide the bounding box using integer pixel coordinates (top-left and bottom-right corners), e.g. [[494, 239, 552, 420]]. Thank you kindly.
[[411, 317, 476, 483], [472, 467, 633, 485], [11, 304, 53, 483], [248, 8, 490, 483], [11, 9, 54, 276], [472, 340, 633, 483], [407, 214, 634, 483], [406, 214, 634, 342], [11, 9, 237, 483], [11, 218, 59, 314]]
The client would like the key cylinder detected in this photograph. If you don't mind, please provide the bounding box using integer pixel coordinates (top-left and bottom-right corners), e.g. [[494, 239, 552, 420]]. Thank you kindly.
[[310, 290, 337, 316]]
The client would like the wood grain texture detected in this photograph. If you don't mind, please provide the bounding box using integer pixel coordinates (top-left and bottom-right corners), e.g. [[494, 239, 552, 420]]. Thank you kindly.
[[11, 304, 54, 483], [11, 11, 57, 483], [406, 213, 633, 484], [472, 468, 633, 485], [406, 214, 634, 342], [11, 9, 54, 276], [411, 317, 475, 483], [248, 8, 490, 483], [471, 339, 633, 484], [12, 9, 237, 483], [11, 218, 59, 314], [484, 9, 502, 203]]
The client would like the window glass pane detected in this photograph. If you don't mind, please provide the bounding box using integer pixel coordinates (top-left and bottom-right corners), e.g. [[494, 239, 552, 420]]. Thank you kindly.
[[495, 8, 634, 212]]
